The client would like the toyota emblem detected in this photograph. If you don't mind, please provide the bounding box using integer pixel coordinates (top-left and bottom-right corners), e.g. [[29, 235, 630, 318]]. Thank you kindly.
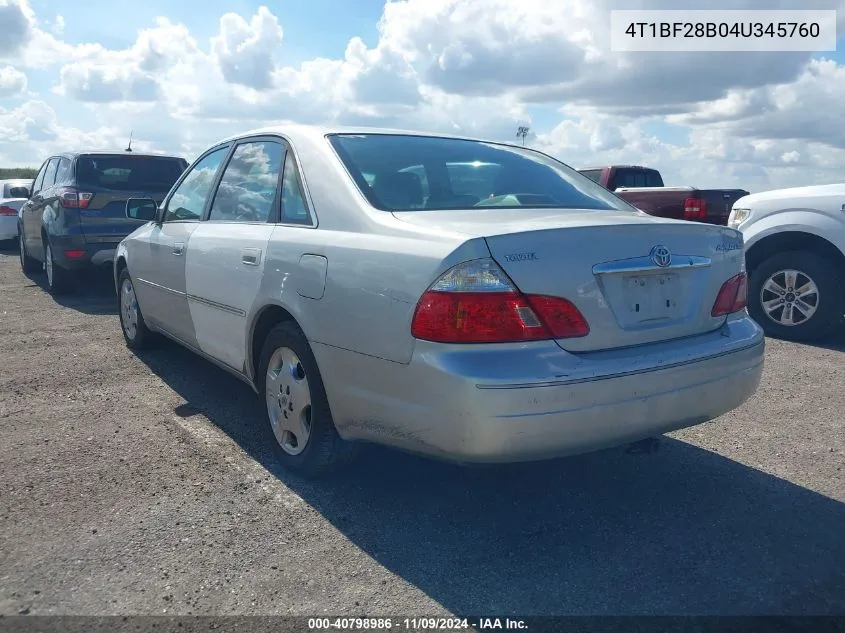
[[649, 245, 672, 268]]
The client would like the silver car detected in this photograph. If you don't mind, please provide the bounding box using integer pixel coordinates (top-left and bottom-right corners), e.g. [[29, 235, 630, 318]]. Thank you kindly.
[[114, 126, 765, 478]]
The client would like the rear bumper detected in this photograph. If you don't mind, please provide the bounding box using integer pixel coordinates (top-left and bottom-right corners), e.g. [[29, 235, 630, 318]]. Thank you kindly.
[[47, 234, 118, 269], [314, 314, 765, 463]]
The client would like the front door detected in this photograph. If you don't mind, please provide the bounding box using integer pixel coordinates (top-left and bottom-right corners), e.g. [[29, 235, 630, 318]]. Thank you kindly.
[[184, 138, 287, 372], [130, 145, 231, 346]]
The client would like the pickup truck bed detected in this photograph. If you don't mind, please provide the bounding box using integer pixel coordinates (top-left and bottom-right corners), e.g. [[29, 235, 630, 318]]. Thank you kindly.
[[615, 185, 750, 225], [578, 166, 749, 225]]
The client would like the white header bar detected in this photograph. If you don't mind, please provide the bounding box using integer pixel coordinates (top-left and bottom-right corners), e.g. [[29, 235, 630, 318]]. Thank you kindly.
[[610, 10, 837, 52]]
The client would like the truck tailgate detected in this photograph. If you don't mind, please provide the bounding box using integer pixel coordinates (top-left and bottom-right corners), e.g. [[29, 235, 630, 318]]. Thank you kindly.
[[699, 190, 750, 225]]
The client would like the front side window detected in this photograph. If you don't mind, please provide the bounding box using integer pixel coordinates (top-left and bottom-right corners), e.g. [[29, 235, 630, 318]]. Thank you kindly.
[[578, 169, 603, 184], [31, 162, 48, 196], [328, 134, 633, 213], [208, 141, 285, 223], [164, 147, 229, 222], [42, 158, 60, 190]]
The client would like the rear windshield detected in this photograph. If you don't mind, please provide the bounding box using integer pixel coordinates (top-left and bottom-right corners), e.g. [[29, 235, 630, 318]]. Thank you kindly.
[[327, 134, 632, 212], [75, 155, 186, 192]]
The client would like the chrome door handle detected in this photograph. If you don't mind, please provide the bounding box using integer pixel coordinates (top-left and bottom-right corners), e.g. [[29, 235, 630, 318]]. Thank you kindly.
[[241, 248, 261, 266], [172, 242, 185, 256]]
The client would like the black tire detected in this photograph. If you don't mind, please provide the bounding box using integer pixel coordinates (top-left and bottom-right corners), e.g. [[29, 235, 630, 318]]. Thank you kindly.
[[748, 250, 844, 342], [258, 321, 358, 478], [18, 232, 39, 274], [43, 238, 74, 295], [117, 268, 159, 350]]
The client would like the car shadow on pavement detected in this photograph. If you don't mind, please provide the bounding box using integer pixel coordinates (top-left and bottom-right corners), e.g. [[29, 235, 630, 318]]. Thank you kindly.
[[136, 344, 845, 616], [29, 267, 118, 316]]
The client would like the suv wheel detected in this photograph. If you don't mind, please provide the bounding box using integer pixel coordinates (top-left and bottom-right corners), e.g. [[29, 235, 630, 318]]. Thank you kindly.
[[19, 232, 39, 274], [748, 250, 844, 342], [43, 240, 74, 295], [258, 321, 359, 478]]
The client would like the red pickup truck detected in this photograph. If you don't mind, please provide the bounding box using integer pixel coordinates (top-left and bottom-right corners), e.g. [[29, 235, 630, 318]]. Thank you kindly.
[[578, 165, 749, 225]]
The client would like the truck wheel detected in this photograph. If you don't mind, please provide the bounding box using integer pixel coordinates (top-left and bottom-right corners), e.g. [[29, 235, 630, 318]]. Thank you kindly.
[[748, 250, 844, 342]]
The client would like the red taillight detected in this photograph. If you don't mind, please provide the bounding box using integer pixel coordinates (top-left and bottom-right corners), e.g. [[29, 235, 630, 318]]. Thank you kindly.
[[64, 250, 86, 259], [0, 205, 17, 216], [683, 197, 706, 220], [410, 259, 589, 344], [58, 187, 93, 209], [711, 272, 748, 317]]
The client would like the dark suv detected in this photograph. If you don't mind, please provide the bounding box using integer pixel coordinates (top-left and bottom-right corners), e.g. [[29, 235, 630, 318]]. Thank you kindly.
[[19, 150, 188, 293]]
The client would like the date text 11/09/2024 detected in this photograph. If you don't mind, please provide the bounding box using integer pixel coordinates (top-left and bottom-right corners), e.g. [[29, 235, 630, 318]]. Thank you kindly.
[[308, 617, 528, 630], [623, 21, 821, 39]]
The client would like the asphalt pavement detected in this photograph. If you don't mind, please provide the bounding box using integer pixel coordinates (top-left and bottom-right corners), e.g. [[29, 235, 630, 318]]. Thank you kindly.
[[1, 244, 843, 617]]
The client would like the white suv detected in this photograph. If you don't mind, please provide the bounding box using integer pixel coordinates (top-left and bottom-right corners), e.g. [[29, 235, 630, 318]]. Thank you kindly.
[[729, 183, 845, 341]]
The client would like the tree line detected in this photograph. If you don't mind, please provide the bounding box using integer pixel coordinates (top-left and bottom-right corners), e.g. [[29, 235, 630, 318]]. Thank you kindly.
[[0, 167, 38, 179]]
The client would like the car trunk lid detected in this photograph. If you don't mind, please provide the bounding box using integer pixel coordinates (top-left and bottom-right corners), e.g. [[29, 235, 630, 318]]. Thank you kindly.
[[392, 208, 745, 352]]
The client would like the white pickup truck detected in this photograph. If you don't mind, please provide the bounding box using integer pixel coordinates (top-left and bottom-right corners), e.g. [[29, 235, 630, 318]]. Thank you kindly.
[[729, 184, 845, 341]]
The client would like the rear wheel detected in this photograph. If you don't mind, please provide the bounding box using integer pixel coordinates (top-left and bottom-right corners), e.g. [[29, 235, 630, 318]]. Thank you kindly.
[[118, 268, 158, 349], [748, 250, 844, 342], [259, 321, 358, 478], [43, 239, 74, 295], [18, 231, 39, 274]]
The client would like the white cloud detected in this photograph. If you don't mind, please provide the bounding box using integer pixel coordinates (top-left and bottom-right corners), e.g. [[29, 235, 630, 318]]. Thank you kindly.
[[0, 0, 844, 195], [0, 65, 26, 96]]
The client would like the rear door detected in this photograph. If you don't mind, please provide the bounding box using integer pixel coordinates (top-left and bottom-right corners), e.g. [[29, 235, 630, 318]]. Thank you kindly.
[[31, 158, 60, 258], [184, 137, 288, 372], [73, 154, 187, 244], [129, 146, 230, 345]]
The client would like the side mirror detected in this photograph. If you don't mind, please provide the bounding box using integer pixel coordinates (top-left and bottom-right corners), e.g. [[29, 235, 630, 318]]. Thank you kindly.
[[126, 198, 158, 222]]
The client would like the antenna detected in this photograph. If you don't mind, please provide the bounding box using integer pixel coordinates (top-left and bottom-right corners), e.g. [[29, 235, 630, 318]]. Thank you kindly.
[[125, 131, 133, 152], [516, 125, 530, 147]]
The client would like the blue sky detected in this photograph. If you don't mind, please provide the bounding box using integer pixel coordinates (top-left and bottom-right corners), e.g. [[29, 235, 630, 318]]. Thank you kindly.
[[3, 0, 845, 191]]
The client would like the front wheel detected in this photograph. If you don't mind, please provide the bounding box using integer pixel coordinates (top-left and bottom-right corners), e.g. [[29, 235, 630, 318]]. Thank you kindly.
[[748, 250, 844, 342], [258, 321, 358, 478], [19, 232, 39, 274], [117, 269, 159, 349]]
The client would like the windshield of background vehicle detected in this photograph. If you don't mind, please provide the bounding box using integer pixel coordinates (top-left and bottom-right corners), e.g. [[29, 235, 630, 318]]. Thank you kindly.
[[75, 155, 187, 192], [327, 133, 636, 213]]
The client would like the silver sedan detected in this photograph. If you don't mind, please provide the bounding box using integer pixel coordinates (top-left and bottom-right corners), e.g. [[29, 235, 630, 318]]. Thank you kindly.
[[114, 126, 765, 477]]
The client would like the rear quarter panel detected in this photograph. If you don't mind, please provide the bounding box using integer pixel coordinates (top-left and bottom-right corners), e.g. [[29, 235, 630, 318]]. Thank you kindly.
[[257, 226, 488, 365]]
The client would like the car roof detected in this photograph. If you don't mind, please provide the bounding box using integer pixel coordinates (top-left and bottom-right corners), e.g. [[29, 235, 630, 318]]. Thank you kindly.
[[49, 150, 186, 160], [210, 124, 516, 150]]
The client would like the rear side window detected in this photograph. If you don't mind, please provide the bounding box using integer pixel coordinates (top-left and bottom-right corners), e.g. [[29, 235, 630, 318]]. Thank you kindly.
[[579, 169, 603, 184], [209, 141, 285, 223], [54, 158, 72, 184], [75, 155, 186, 192], [8, 185, 29, 198], [328, 134, 629, 213], [610, 169, 663, 189], [280, 152, 313, 225]]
